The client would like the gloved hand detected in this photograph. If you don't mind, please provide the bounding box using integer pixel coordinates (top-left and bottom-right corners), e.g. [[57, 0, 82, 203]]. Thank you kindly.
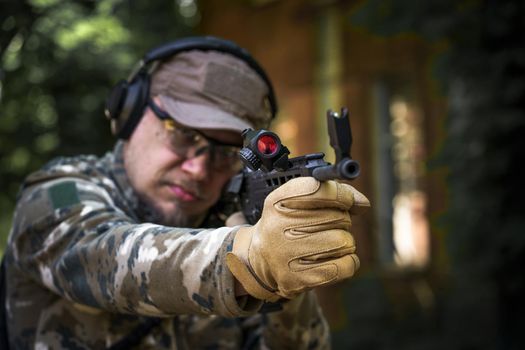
[[226, 177, 370, 302]]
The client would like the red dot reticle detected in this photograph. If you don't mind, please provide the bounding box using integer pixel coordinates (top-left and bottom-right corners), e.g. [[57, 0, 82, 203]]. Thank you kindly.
[[257, 135, 278, 155]]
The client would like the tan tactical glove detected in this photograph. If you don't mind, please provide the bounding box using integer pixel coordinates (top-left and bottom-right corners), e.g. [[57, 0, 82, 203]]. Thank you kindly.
[[226, 177, 370, 302]]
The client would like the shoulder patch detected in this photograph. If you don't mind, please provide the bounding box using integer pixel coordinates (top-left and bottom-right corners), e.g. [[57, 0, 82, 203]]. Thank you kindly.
[[48, 181, 80, 209]]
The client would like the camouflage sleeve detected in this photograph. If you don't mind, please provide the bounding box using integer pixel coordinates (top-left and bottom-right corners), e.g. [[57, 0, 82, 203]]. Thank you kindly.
[[259, 291, 331, 349], [9, 176, 263, 318]]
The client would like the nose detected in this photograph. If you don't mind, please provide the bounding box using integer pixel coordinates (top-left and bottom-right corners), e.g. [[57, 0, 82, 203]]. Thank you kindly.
[[180, 152, 210, 181]]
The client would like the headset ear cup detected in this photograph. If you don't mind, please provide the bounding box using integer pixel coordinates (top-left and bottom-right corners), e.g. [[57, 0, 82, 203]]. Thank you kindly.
[[115, 73, 150, 139], [105, 80, 128, 135]]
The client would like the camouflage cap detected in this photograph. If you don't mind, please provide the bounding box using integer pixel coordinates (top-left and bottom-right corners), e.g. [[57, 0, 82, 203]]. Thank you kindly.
[[150, 50, 273, 132]]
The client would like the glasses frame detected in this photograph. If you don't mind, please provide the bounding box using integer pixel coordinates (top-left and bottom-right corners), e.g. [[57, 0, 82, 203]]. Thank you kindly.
[[147, 98, 242, 170]]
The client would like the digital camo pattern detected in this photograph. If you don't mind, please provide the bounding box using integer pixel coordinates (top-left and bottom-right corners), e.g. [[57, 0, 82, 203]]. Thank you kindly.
[[4, 142, 330, 349]]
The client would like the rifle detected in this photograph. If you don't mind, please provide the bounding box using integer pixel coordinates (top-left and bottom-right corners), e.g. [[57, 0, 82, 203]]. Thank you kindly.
[[226, 107, 360, 225]]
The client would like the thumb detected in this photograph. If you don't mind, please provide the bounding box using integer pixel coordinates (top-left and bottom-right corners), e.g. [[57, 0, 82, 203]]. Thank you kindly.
[[349, 187, 371, 215]]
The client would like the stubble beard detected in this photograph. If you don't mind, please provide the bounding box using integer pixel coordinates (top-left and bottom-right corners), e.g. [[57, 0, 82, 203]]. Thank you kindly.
[[138, 192, 207, 228]]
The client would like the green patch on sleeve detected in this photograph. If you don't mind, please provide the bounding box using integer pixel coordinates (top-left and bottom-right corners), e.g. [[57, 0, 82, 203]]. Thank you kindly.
[[48, 181, 80, 210]]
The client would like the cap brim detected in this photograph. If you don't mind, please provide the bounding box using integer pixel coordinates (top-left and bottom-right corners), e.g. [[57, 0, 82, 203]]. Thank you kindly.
[[159, 95, 254, 132]]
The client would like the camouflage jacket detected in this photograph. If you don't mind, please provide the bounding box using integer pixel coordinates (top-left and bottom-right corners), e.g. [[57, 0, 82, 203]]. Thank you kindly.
[[4, 142, 330, 349]]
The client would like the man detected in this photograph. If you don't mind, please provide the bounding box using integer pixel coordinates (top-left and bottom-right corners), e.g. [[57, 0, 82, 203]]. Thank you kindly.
[[3, 36, 369, 349]]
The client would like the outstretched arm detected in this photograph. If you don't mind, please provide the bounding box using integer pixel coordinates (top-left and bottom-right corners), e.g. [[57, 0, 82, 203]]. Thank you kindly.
[[9, 176, 262, 318]]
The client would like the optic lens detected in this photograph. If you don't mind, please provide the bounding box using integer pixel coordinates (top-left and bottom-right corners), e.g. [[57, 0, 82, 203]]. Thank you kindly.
[[257, 135, 278, 155]]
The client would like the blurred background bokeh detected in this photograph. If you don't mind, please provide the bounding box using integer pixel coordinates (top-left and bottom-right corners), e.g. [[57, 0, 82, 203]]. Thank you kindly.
[[1, 0, 524, 349]]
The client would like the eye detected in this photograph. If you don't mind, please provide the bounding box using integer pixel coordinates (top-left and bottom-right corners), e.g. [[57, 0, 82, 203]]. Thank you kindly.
[[176, 126, 203, 144], [218, 146, 240, 160]]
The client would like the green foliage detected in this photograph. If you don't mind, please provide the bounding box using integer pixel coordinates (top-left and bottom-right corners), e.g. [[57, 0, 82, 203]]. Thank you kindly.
[[0, 0, 198, 253]]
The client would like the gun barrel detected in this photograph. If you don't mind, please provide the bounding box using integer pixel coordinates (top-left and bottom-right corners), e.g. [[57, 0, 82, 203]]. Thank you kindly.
[[311, 158, 360, 181]]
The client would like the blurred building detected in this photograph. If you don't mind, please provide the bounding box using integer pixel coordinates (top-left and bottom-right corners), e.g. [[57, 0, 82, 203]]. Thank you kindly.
[[197, 0, 449, 347]]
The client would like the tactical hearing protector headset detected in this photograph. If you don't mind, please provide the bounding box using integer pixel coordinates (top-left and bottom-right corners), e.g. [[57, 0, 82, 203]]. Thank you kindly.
[[104, 36, 278, 139]]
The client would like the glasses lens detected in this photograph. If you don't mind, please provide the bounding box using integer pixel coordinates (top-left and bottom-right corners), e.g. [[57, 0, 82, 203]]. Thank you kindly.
[[162, 120, 205, 152], [161, 120, 241, 171], [212, 145, 241, 170]]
